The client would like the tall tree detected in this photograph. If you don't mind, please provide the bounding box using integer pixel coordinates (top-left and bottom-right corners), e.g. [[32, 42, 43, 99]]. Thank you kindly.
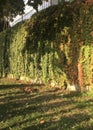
[[0, 0, 25, 31]]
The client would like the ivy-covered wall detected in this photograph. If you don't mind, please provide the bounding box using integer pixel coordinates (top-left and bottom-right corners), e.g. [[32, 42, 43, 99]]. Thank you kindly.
[[0, 2, 93, 90]]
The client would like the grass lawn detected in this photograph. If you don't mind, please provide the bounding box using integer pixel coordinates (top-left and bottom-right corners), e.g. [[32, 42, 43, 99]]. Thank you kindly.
[[0, 78, 93, 130]]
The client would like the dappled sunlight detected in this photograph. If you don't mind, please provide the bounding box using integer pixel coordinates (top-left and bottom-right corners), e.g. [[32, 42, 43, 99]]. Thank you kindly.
[[0, 1, 93, 129], [0, 82, 93, 129]]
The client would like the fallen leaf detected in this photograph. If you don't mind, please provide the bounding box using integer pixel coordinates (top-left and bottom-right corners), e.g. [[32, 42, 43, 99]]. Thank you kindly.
[[40, 120, 45, 124]]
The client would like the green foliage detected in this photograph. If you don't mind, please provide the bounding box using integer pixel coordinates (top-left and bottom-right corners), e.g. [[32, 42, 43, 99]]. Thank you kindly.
[[0, 0, 25, 20], [0, 0, 25, 31], [0, 3, 93, 88], [0, 32, 5, 77]]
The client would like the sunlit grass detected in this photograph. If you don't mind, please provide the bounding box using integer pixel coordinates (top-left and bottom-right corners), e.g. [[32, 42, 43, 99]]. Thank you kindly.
[[0, 78, 93, 130]]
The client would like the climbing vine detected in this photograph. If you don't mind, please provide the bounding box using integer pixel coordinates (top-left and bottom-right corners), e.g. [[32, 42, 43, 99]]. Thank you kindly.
[[0, 2, 93, 91]]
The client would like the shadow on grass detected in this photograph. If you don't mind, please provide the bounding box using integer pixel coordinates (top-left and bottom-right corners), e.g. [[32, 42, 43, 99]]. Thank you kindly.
[[0, 84, 93, 130], [1, 110, 92, 130], [23, 113, 91, 130], [63, 91, 82, 98], [0, 92, 61, 121], [0, 83, 44, 90]]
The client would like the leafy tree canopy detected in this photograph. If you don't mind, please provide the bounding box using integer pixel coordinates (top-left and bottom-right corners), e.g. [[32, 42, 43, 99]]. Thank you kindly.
[[0, 0, 25, 31], [0, 0, 25, 22], [0, 0, 47, 31]]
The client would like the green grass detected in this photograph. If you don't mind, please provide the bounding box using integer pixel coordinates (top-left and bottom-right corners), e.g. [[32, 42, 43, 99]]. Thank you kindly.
[[0, 78, 93, 130]]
